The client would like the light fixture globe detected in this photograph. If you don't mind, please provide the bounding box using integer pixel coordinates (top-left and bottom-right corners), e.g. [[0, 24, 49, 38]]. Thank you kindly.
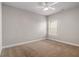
[[43, 7, 49, 11]]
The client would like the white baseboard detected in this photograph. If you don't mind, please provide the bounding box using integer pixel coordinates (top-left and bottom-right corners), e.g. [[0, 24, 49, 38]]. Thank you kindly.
[[48, 37, 79, 47], [3, 37, 79, 49], [3, 37, 45, 49]]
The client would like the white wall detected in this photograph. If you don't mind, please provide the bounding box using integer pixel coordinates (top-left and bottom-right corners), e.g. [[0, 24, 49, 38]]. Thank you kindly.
[[48, 7, 79, 45], [0, 2, 2, 54], [2, 4, 46, 47]]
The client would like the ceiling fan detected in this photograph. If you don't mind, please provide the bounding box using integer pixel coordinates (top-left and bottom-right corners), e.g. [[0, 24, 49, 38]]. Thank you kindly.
[[37, 2, 59, 11]]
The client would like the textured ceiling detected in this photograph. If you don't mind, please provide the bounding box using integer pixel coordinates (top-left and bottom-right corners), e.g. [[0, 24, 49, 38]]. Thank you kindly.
[[3, 2, 79, 16]]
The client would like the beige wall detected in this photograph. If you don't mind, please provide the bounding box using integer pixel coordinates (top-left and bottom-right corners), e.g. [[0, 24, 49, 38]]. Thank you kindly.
[[0, 2, 2, 54], [2, 4, 46, 47], [48, 7, 79, 45]]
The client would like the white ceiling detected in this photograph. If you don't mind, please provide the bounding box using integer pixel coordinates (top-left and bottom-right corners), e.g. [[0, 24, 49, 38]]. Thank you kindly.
[[3, 2, 79, 16]]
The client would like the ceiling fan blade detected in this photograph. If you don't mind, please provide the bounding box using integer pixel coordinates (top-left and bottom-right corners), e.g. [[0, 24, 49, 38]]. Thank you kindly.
[[49, 2, 59, 7], [49, 7, 55, 10]]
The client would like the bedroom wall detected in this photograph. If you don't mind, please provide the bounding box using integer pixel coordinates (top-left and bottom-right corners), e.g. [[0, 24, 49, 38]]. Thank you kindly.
[[48, 7, 79, 45], [0, 2, 2, 54], [2, 4, 46, 47]]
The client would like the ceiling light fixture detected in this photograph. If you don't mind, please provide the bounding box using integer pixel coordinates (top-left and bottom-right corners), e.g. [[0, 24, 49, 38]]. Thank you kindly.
[[43, 7, 49, 11], [38, 2, 58, 11], [43, 7, 55, 11]]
